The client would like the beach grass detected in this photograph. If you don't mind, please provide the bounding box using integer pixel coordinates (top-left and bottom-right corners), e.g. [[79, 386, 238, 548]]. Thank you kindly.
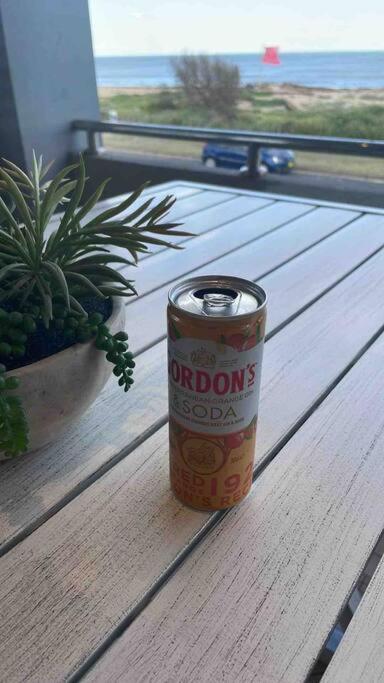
[[99, 87, 384, 180]]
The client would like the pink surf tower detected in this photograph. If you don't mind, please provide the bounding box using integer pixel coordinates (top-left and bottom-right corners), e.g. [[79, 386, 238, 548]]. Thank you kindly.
[[262, 46, 281, 65]]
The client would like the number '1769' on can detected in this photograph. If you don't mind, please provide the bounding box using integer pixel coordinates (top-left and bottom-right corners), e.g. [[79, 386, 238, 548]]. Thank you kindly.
[[167, 275, 267, 511]]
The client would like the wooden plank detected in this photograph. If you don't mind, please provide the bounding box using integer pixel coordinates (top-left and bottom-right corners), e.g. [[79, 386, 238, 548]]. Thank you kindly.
[[132, 209, 384, 310], [172, 179, 384, 216], [134, 186, 238, 260], [0, 208, 377, 552], [127, 199, 311, 298], [49, 182, 199, 224], [228, 246, 384, 470], [261, 212, 384, 333], [46, 182, 200, 231], [1, 250, 384, 681], [322, 554, 384, 683], [133, 194, 273, 263], [0, 340, 168, 550], [153, 188, 235, 222], [134, 188, 241, 260], [125, 206, 359, 354], [82, 181, 199, 210], [85, 332, 384, 683]]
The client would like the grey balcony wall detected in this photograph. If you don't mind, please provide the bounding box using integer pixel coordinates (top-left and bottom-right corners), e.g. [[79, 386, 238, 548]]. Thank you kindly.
[[0, 0, 99, 171]]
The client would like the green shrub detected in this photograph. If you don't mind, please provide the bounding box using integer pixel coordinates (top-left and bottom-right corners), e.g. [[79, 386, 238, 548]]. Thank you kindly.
[[172, 54, 240, 121]]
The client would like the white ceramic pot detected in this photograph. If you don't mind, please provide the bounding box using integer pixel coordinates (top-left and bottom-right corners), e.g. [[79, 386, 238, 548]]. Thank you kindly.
[[1, 298, 125, 459]]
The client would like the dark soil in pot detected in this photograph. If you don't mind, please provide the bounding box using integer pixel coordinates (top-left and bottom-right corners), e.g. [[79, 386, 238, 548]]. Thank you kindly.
[[1, 296, 113, 371]]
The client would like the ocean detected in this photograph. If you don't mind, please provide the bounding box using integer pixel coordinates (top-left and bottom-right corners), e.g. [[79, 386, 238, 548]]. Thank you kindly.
[[95, 52, 384, 90]]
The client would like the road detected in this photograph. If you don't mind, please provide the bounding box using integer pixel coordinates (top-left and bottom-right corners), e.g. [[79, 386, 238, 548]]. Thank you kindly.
[[91, 150, 384, 209], [254, 168, 384, 208]]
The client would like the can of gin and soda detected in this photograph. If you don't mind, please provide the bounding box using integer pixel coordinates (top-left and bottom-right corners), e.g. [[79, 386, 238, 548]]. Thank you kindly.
[[167, 275, 267, 511]]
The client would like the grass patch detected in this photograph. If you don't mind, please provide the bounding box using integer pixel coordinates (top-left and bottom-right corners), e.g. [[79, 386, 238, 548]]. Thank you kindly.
[[296, 152, 384, 180], [249, 98, 289, 108], [100, 90, 384, 138], [103, 133, 202, 160]]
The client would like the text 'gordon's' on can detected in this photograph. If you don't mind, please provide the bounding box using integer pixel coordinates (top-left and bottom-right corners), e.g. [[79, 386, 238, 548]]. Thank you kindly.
[[167, 275, 267, 511]]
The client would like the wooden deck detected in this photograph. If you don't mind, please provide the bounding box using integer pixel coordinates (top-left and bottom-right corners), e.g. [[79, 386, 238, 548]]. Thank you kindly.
[[1, 181, 384, 682]]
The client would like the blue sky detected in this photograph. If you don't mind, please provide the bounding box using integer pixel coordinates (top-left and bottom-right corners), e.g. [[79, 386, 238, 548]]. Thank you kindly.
[[89, 0, 383, 56]]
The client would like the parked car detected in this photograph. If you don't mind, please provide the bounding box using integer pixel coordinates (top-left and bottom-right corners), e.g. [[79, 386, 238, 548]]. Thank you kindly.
[[202, 143, 295, 174]]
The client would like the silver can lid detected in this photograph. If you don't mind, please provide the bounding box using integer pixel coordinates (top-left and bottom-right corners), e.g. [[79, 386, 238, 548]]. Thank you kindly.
[[169, 275, 266, 320]]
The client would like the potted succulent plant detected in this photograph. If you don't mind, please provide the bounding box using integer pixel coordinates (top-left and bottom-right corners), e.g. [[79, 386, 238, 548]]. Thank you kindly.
[[0, 154, 187, 459]]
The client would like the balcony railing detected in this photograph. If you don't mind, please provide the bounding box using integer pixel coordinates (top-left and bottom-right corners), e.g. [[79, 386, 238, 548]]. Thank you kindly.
[[73, 119, 384, 178]]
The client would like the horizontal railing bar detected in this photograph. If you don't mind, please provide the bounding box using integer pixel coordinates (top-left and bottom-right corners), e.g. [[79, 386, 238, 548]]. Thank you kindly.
[[73, 119, 384, 157]]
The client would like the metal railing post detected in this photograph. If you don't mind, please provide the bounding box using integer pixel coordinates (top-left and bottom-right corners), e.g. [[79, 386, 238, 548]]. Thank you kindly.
[[86, 130, 98, 155], [247, 143, 259, 178]]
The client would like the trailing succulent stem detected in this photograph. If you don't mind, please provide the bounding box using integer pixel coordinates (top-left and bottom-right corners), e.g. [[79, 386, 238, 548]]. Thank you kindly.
[[95, 327, 135, 392], [0, 365, 27, 458], [0, 153, 188, 456]]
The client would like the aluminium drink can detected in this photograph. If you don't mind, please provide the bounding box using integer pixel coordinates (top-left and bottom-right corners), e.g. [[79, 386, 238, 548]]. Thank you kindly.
[[167, 275, 267, 511]]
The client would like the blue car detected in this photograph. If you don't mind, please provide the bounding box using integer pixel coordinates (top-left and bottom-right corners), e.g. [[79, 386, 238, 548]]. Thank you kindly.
[[202, 143, 295, 174]]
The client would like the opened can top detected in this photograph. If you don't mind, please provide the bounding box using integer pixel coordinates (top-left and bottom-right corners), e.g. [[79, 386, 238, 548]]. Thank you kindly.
[[168, 275, 266, 320]]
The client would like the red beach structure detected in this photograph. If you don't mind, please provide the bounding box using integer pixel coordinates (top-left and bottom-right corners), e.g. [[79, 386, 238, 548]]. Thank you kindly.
[[262, 46, 281, 65]]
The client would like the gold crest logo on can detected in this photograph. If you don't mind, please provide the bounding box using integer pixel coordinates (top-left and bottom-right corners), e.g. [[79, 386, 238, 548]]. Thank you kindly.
[[168, 275, 267, 511]]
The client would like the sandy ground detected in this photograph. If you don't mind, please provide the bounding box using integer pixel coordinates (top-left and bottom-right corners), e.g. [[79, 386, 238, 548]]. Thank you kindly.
[[98, 86, 172, 97], [263, 83, 384, 109], [99, 83, 384, 110]]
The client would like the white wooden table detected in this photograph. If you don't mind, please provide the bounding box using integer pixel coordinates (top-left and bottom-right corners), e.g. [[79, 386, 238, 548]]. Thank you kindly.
[[1, 181, 384, 682]]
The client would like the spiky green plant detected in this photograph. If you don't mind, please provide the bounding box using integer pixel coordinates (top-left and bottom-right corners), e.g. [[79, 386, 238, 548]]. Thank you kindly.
[[0, 153, 186, 324], [0, 152, 190, 457]]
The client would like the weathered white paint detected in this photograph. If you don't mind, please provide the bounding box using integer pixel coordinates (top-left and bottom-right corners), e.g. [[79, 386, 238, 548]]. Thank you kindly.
[[126, 205, 360, 353], [1, 249, 384, 680], [86, 333, 384, 683], [0, 183, 383, 683]]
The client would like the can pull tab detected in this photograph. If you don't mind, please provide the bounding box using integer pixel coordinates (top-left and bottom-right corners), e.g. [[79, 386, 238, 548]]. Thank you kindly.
[[191, 287, 240, 316], [203, 293, 234, 311]]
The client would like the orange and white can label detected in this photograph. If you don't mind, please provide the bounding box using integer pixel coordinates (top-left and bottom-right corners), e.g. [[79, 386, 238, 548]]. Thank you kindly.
[[168, 277, 266, 511]]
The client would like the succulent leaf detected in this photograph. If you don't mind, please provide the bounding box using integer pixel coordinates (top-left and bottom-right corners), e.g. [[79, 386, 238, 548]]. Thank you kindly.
[[0, 153, 187, 322]]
